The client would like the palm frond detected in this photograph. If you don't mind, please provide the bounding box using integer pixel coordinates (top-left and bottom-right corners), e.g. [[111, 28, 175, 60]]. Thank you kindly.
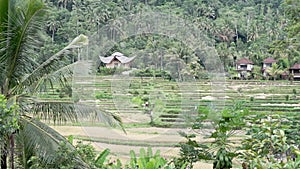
[[1, 0, 46, 94], [14, 62, 75, 95], [19, 98, 124, 130], [11, 34, 88, 95], [16, 115, 89, 168]]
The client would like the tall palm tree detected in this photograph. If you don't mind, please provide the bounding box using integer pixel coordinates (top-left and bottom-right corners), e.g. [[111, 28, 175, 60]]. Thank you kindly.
[[47, 18, 61, 43], [0, 0, 122, 168]]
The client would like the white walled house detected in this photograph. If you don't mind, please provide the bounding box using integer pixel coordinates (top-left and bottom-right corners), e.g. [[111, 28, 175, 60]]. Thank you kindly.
[[235, 58, 254, 79], [262, 57, 277, 76]]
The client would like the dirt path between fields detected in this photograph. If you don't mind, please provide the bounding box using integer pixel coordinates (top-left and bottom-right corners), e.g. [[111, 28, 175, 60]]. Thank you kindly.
[[51, 126, 214, 169]]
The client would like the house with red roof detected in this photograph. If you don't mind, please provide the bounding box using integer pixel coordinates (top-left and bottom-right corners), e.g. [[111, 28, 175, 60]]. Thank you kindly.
[[99, 52, 136, 68], [262, 57, 277, 76], [235, 58, 254, 79], [289, 63, 300, 80]]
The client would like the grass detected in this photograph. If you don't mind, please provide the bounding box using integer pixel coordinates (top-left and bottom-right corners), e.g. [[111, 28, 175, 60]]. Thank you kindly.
[[40, 76, 300, 127]]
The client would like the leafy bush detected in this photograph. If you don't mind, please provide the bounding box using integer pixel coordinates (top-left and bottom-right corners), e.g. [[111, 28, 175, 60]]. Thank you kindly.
[[131, 68, 173, 80], [0, 95, 19, 142], [95, 91, 113, 99], [128, 90, 139, 95], [286, 94, 290, 101], [131, 96, 144, 106], [141, 96, 149, 102], [177, 103, 249, 169], [126, 147, 168, 169], [98, 67, 129, 75], [238, 114, 300, 168]]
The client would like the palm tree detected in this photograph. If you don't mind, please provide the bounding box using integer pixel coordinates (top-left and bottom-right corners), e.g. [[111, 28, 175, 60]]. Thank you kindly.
[[0, 0, 122, 168], [266, 63, 283, 80], [47, 18, 61, 43]]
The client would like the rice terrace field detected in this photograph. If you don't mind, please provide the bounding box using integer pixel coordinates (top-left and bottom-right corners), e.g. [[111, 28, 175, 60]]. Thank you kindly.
[[46, 75, 300, 169]]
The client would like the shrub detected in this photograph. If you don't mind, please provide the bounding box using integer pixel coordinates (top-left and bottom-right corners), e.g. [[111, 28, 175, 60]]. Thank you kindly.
[[126, 148, 169, 169], [131, 96, 143, 106], [0, 95, 19, 142], [128, 90, 139, 95], [238, 115, 300, 168], [95, 91, 113, 99], [141, 96, 149, 102], [98, 67, 116, 75], [131, 68, 173, 80], [285, 95, 290, 101]]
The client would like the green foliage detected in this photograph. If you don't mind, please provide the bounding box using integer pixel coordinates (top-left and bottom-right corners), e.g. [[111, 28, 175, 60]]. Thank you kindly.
[[126, 147, 168, 169], [128, 90, 139, 95], [0, 94, 19, 142], [76, 141, 97, 167], [178, 103, 248, 168], [131, 96, 144, 107], [213, 147, 235, 169], [95, 91, 113, 99], [98, 67, 129, 75], [285, 95, 290, 101], [56, 85, 72, 98], [98, 67, 117, 75], [29, 141, 80, 169], [95, 149, 110, 168], [39, 0, 299, 79], [30, 141, 113, 169], [48, 144, 177, 169], [266, 63, 283, 80], [176, 132, 212, 168], [238, 114, 300, 168], [0, 0, 122, 168], [132, 69, 173, 80]]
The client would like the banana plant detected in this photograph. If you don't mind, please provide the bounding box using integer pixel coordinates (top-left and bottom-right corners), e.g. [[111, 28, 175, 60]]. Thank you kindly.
[[127, 147, 169, 169]]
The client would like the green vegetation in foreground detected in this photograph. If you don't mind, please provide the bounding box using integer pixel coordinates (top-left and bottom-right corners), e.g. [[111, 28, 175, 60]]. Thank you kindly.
[[47, 104, 300, 169]]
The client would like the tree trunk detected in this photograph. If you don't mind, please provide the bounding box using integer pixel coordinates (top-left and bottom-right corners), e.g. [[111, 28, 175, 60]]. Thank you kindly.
[[52, 30, 54, 43], [1, 138, 8, 169], [1, 152, 7, 169], [10, 134, 14, 169]]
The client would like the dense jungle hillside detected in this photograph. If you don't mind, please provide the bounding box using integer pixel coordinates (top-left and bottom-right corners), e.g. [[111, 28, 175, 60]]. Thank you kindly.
[[43, 0, 299, 78]]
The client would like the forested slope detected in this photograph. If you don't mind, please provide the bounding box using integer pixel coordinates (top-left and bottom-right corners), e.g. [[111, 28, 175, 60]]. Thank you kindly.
[[43, 0, 299, 78]]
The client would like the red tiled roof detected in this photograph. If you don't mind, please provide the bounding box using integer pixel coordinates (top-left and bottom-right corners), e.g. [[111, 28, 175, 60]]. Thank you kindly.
[[263, 57, 277, 63], [290, 64, 300, 70], [236, 58, 253, 65]]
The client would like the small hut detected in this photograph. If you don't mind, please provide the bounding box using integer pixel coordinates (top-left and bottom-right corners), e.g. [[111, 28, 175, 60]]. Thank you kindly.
[[289, 63, 300, 80], [236, 58, 254, 79], [262, 57, 277, 76]]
